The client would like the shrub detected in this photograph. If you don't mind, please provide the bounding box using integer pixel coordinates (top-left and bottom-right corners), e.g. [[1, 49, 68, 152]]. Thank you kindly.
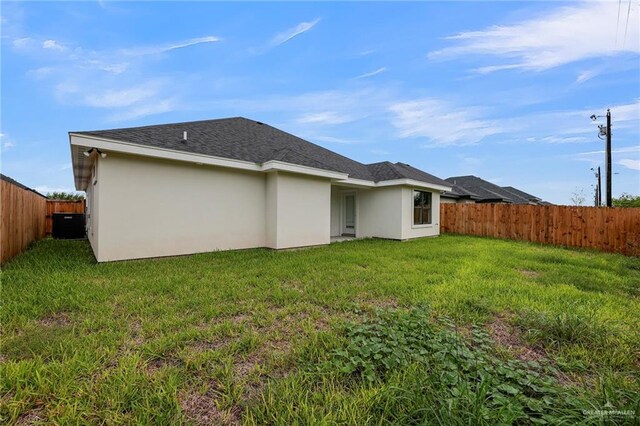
[[312, 307, 592, 424]]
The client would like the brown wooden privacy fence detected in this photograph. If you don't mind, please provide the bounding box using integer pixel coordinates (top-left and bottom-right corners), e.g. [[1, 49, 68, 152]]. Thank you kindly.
[[1, 178, 47, 265], [46, 200, 85, 235], [440, 204, 640, 257]]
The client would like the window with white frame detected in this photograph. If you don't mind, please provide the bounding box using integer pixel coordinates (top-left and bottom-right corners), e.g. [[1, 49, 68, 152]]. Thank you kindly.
[[413, 190, 432, 225]]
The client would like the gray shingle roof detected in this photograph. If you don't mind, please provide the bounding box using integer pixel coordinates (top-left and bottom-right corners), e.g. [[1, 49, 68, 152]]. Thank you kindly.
[[444, 175, 536, 204], [0, 174, 47, 198], [441, 183, 480, 200], [366, 162, 451, 187], [72, 117, 450, 187], [501, 186, 541, 202]]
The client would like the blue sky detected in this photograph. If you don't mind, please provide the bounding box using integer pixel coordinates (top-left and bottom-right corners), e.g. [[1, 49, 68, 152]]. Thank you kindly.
[[1, 1, 639, 204]]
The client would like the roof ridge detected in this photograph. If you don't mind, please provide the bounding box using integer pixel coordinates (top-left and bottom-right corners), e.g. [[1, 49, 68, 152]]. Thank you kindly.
[[256, 122, 376, 177], [70, 118, 449, 186], [270, 146, 339, 172], [71, 116, 247, 135], [372, 161, 404, 181]]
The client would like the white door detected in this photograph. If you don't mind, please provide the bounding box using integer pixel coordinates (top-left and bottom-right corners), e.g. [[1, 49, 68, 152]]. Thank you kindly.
[[342, 193, 356, 235]]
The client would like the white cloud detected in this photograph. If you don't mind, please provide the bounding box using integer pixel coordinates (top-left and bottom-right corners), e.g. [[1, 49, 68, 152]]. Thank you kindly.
[[120, 36, 221, 56], [26, 67, 55, 80], [1, 133, 15, 151], [11, 31, 206, 120], [618, 159, 640, 170], [107, 99, 176, 122], [579, 146, 640, 156], [610, 98, 640, 122], [12, 37, 31, 49], [571, 145, 640, 167], [353, 67, 387, 80], [42, 39, 67, 51], [54, 82, 81, 100], [389, 98, 504, 146], [270, 18, 320, 47], [297, 111, 354, 125], [59, 163, 72, 171], [531, 136, 590, 144], [85, 60, 128, 74], [83, 83, 160, 108], [429, 2, 640, 72], [576, 69, 599, 84], [310, 135, 357, 145]]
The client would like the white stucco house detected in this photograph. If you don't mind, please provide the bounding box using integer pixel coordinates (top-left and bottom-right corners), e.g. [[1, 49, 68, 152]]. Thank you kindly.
[[70, 117, 452, 262]]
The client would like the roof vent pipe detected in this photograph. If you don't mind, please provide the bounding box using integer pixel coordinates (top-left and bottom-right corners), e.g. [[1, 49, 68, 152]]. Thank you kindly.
[[183, 131, 188, 141]]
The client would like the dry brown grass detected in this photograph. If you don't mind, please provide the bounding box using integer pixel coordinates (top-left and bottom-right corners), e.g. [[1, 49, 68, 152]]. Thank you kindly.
[[486, 314, 547, 363], [178, 387, 240, 426]]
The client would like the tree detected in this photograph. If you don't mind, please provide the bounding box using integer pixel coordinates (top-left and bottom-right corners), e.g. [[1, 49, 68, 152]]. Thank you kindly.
[[570, 188, 586, 206], [47, 191, 85, 201], [612, 193, 640, 208]]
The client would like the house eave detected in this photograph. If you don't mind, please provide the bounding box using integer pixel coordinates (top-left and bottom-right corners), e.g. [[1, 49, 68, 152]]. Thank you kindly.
[[70, 134, 450, 193], [261, 160, 348, 180], [70, 134, 349, 190]]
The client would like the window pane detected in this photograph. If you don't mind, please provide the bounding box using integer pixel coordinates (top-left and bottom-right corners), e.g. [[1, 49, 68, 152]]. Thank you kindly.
[[425, 192, 432, 223], [413, 190, 432, 225]]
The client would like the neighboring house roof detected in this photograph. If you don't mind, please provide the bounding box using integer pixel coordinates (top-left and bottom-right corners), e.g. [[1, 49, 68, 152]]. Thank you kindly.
[[500, 186, 542, 203], [440, 183, 481, 200], [444, 175, 546, 204], [0, 174, 47, 198], [71, 117, 451, 190], [366, 161, 451, 188]]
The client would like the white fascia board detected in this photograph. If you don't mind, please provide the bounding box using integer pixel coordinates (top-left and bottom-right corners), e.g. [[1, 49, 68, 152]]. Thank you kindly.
[[334, 177, 452, 191], [70, 134, 262, 172], [261, 160, 348, 180], [70, 134, 348, 181], [375, 179, 452, 192], [69, 134, 451, 191], [334, 178, 376, 188]]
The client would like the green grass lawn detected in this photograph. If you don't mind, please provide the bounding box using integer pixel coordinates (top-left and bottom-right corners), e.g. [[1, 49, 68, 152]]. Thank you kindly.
[[1, 236, 639, 425]]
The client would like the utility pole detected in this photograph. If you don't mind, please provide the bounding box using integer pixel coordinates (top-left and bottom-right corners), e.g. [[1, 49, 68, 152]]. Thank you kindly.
[[590, 110, 613, 207], [591, 166, 602, 207], [597, 166, 602, 207], [605, 109, 612, 207]]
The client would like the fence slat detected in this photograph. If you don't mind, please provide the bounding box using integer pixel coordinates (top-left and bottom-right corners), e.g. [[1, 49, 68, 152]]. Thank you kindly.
[[440, 203, 640, 257], [1, 180, 47, 264]]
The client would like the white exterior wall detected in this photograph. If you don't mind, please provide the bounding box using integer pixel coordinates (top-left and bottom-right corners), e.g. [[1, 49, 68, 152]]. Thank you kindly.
[[330, 186, 441, 241], [86, 151, 444, 261], [330, 186, 342, 237], [266, 172, 331, 249], [400, 187, 440, 239], [85, 158, 101, 259], [265, 173, 278, 248], [357, 186, 403, 240], [94, 153, 267, 262]]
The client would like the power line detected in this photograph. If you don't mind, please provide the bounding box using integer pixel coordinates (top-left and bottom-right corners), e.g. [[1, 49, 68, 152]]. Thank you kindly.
[[615, 0, 621, 48], [622, 0, 632, 49]]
